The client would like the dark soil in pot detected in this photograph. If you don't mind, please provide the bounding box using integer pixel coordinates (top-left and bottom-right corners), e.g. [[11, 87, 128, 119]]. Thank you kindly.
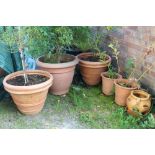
[[65, 45, 82, 56], [40, 54, 75, 64], [81, 55, 109, 62], [118, 82, 134, 88], [7, 74, 49, 86], [104, 74, 119, 79]]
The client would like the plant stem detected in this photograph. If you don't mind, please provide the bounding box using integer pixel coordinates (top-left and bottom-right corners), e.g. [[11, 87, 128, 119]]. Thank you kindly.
[[18, 26, 29, 85], [116, 57, 120, 73], [128, 52, 146, 79], [136, 65, 153, 82], [20, 49, 29, 84]]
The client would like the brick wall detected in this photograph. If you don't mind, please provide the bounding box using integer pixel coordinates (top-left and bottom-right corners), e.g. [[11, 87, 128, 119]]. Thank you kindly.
[[111, 26, 155, 94]]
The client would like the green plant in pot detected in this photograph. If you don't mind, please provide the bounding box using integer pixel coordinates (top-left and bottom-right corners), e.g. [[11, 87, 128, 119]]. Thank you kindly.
[[64, 26, 91, 56], [1, 26, 53, 115], [114, 47, 154, 106], [77, 26, 112, 86], [27, 26, 79, 95], [101, 39, 122, 95]]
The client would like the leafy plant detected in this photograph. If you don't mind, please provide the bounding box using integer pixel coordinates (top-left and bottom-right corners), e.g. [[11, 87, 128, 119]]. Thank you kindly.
[[103, 38, 121, 79], [70, 26, 91, 51], [123, 47, 155, 88], [106, 65, 118, 79], [0, 26, 29, 84], [87, 27, 113, 62], [108, 39, 120, 73], [25, 26, 74, 63], [0, 26, 19, 53], [140, 114, 155, 128]]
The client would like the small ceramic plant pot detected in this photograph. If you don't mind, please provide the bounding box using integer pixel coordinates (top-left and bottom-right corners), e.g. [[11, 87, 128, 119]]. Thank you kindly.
[[101, 72, 122, 96], [77, 52, 111, 86], [126, 90, 151, 117], [3, 70, 53, 115], [36, 54, 78, 95], [114, 79, 138, 106]]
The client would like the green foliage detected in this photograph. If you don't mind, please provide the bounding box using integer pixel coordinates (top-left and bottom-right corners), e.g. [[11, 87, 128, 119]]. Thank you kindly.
[[108, 39, 120, 73], [25, 26, 88, 63], [110, 107, 140, 128], [107, 65, 118, 79], [0, 27, 19, 53], [106, 26, 113, 31], [125, 58, 135, 77], [71, 26, 91, 50], [88, 27, 114, 62], [111, 107, 155, 129], [24, 26, 52, 58]]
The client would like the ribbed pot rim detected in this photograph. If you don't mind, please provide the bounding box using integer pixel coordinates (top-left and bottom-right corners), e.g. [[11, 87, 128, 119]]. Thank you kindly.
[[101, 72, 122, 80], [77, 52, 111, 65], [36, 54, 79, 69], [130, 90, 150, 100], [3, 70, 53, 91], [114, 78, 138, 90]]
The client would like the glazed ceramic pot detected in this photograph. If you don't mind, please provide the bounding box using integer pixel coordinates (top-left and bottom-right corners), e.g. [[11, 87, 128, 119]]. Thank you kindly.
[[114, 79, 138, 106], [127, 90, 151, 116], [78, 52, 111, 86], [36, 54, 78, 95], [3, 70, 53, 115], [101, 72, 122, 96]]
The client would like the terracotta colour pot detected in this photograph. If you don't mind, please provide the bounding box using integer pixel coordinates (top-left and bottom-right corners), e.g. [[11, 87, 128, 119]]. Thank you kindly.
[[127, 90, 151, 116], [3, 70, 53, 115], [114, 79, 138, 106], [78, 52, 111, 86], [36, 54, 78, 95], [101, 72, 122, 96]]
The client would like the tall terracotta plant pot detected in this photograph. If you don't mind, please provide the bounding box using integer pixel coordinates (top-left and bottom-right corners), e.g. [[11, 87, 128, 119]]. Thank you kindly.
[[3, 70, 53, 115], [114, 79, 138, 106], [36, 54, 78, 95], [78, 52, 111, 86], [101, 72, 122, 96], [127, 90, 151, 116]]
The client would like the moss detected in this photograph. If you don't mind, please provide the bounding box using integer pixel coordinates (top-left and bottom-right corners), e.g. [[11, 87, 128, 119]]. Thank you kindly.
[[0, 85, 154, 128]]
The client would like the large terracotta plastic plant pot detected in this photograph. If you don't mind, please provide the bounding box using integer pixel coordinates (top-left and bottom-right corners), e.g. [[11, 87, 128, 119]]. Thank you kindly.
[[36, 54, 78, 95], [126, 90, 151, 117], [114, 79, 138, 106], [101, 72, 122, 96], [3, 70, 53, 115], [78, 52, 111, 86]]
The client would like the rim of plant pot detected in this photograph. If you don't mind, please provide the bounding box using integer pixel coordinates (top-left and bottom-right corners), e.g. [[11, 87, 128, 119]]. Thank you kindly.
[[114, 78, 138, 90], [101, 72, 122, 80], [77, 52, 111, 66], [36, 54, 79, 69], [130, 90, 151, 101], [3, 70, 53, 94]]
